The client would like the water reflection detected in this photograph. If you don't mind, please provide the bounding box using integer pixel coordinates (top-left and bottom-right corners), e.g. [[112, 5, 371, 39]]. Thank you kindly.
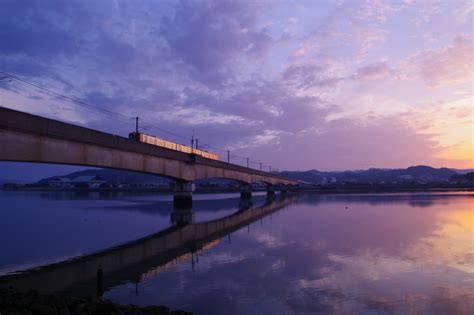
[[170, 207, 195, 225], [0, 194, 296, 298], [1, 192, 473, 314], [103, 193, 474, 314], [0, 191, 268, 275]]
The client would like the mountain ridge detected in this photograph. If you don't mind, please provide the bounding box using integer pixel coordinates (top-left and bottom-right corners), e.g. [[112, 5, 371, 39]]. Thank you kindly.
[[280, 165, 458, 184], [31, 165, 467, 185]]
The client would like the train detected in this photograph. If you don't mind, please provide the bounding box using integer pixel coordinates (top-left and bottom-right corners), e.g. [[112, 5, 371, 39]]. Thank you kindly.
[[129, 132, 220, 160]]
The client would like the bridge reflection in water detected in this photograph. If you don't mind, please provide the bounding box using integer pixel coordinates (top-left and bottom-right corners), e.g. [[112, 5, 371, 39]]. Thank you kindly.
[[0, 194, 297, 297]]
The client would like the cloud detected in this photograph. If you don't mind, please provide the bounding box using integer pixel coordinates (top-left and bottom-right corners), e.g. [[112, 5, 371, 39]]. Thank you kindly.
[[354, 62, 391, 81], [159, 0, 275, 87], [283, 63, 348, 90], [229, 116, 444, 171], [152, 106, 249, 126], [399, 35, 474, 88], [456, 1, 474, 22], [0, 1, 80, 59], [180, 79, 331, 133], [0, 0, 471, 172], [290, 0, 399, 63]]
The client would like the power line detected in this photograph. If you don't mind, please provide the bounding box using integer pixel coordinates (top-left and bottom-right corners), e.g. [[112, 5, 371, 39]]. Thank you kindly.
[[0, 71, 197, 144], [0, 71, 131, 120], [0, 70, 282, 171]]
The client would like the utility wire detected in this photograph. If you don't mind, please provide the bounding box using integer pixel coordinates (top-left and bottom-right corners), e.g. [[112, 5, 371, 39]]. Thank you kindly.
[[1, 71, 215, 144], [0, 70, 279, 171], [0, 71, 202, 145], [0, 71, 130, 120]]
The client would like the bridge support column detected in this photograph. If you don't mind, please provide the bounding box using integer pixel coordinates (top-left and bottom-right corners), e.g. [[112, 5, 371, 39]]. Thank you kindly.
[[266, 184, 275, 198], [170, 206, 194, 226], [239, 197, 253, 211], [174, 181, 195, 209], [280, 185, 289, 194], [240, 184, 252, 200], [288, 184, 297, 193]]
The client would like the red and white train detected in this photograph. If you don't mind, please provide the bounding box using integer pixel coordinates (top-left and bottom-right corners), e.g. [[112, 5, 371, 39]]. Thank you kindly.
[[129, 132, 220, 161]]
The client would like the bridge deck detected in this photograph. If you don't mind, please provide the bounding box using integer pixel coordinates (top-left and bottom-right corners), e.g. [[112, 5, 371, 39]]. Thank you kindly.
[[0, 107, 296, 185]]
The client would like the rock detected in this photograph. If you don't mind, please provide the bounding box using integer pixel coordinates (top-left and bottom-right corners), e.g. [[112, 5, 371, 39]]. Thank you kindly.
[[58, 307, 71, 315], [23, 289, 39, 307], [0, 286, 192, 315], [143, 305, 170, 314], [2, 307, 21, 315], [29, 302, 57, 315]]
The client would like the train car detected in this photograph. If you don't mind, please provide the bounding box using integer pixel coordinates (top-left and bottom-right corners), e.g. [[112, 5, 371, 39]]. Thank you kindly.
[[129, 132, 219, 161]]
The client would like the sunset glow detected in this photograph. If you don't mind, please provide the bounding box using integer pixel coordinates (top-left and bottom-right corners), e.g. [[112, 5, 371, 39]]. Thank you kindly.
[[0, 0, 473, 171], [1, 3, 473, 313]]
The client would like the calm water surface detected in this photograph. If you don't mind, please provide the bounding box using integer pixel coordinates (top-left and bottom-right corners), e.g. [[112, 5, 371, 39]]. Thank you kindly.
[[0, 191, 473, 314]]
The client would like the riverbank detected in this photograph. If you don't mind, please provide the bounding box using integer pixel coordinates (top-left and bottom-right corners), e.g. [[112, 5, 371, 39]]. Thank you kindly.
[[1, 186, 472, 193], [299, 187, 473, 193], [0, 286, 191, 315]]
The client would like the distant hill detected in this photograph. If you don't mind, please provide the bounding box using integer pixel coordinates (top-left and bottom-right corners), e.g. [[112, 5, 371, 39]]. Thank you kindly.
[[450, 172, 474, 183], [37, 165, 462, 186], [39, 169, 171, 185], [451, 168, 474, 175], [0, 178, 31, 185], [280, 165, 458, 184]]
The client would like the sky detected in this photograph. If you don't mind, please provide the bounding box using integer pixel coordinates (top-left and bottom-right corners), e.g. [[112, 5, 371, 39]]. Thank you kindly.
[[0, 0, 473, 180]]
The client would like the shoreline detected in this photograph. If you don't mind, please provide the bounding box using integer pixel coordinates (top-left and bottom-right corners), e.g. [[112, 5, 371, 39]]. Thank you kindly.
[[1, 187, 472, 193], [0, 286, 191, 315], [297, 187, 474, 193]]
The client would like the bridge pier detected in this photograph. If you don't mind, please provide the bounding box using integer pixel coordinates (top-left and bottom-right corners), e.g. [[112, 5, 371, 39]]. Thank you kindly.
[[240, 184, 252, 200], [279, 185, 289, 194], [266, 184, 275, 198], [173, 181, 195, 209], [170, 206, 194, 226], [239, 197, 253, 211], [289, 184, 298, 192]]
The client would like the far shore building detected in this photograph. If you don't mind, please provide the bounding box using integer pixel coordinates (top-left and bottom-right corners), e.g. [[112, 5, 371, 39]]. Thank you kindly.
[[47, 175, 107, 188], [72, 175, 107, 188], [48, 177, 73, 189]]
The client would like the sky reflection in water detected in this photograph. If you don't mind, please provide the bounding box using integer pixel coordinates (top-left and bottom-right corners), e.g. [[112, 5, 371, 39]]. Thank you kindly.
[[0, 191, 267, 274], [1, 192, 473, 314], [104, 193, 474, 314]]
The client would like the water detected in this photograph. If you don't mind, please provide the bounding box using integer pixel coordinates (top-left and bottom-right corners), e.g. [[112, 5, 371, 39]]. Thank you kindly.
[[0, 191, 268, 274], [0, 191, 473, 314]]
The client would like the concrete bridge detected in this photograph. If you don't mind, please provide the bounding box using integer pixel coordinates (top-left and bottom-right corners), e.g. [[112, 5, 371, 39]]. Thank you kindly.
[[0, 107, 297, 206], [0, 196, 297, 296]]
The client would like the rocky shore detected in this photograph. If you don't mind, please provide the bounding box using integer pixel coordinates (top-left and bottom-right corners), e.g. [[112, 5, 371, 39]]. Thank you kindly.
[[0, 287, 191, 315]]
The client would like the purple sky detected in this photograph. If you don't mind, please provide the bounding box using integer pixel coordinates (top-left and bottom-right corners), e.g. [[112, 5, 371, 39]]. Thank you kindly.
[[0, 0, 473, 180]]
